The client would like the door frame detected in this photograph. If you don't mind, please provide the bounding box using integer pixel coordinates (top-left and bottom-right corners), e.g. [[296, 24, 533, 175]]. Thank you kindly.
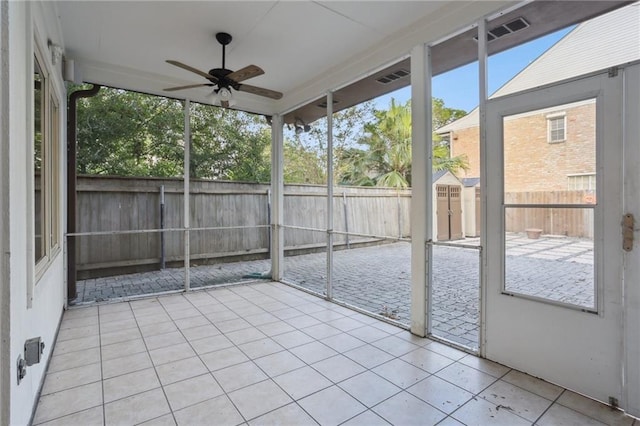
[[622, 63, 640, 417], [483, 68, 624, 406]]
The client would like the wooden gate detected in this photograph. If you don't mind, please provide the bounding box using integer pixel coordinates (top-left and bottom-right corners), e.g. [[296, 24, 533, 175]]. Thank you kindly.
[[436, 184, 463, 241]]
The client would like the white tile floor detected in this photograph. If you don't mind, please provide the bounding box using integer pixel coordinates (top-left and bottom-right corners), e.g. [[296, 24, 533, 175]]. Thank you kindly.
[[34, 282, 637, 426]]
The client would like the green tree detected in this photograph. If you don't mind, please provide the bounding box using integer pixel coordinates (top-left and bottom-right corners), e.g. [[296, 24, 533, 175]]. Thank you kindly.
[[344, 98, 469, 188], [283, 140, 325, 184], [188, 103, 271, 182], [285, 102, 376, 185], [75, 87, 184, 176], [73, 86, 272, 181]]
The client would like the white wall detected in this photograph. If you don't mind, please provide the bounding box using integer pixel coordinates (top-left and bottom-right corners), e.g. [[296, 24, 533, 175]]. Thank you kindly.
[[8, 2, 66, 424]]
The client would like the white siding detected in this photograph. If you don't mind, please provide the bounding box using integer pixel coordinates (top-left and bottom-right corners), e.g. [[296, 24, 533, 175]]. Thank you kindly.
[[8, 2, 66, 425], [494, 3, 640, 98]]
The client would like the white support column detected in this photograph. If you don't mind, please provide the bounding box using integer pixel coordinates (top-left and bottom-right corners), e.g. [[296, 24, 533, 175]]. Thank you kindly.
[[183, 100, 190, 291], [623, 64, 640, 417], [0, 1, 9, 423], [478, 18, 488, 356], [270, 114, 284, 281], [410, 43, 432, 337], [326, 91, 334, 300]]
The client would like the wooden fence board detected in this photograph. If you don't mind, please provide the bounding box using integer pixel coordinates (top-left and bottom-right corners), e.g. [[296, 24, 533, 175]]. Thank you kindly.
[[76, 176, 411, 277], [75, 177, 592, 278], [504, 190, 594, 238]]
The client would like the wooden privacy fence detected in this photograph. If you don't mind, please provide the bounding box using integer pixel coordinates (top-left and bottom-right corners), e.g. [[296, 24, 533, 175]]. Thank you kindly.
[[504, 190, 595, 238], [76, 176, 411, 278]]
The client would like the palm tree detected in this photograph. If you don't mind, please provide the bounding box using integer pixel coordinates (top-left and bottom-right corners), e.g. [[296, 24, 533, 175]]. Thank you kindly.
[[364, 99, 413, 188], [354, 98, 468, 188]]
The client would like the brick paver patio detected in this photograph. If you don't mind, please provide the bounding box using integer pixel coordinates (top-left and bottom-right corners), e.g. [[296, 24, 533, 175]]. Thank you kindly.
[[77, 233, 594, 350]]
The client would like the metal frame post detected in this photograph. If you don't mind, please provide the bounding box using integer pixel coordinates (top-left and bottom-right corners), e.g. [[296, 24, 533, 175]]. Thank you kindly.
[[410, 43, 432, 337], [326, 91, 334, 300], [270, 114, 284, 281], [343, 191, 350, 249], [478, 18, 488, 357], [160, 185, 165, 269], [183, 100, 190, 291]]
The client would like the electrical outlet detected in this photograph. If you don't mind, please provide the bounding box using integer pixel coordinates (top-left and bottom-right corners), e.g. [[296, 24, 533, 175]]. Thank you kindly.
[[25, 337, 45, 366], [16, 355, 26, 384]]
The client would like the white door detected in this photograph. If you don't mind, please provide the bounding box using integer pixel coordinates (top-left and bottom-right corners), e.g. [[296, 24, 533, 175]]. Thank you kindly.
[[484, 69, 624, 405]]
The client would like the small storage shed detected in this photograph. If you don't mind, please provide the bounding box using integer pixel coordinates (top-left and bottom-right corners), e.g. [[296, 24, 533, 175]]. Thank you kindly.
[[433, 170, 464, 241]]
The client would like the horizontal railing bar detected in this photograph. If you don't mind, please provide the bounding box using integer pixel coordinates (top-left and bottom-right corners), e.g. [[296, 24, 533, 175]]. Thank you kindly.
[[280, 225, 326, 233], [331, 229, 411, 242], [280, 225, 412, 243], [67, 224, 269, 237], [504, 203, 595, 209], [427, 240, 482, 250]]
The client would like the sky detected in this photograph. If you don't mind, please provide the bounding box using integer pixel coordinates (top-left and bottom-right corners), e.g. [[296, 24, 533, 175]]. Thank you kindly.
[[374, 26, 574, 113]]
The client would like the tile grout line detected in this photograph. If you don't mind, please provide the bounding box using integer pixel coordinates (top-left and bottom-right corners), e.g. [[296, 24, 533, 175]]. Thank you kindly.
[[98, 305, 106, 426], [220, 285, 333, 424], [161, 288, 269, 424], [532, 388, 566, 425], [130, 298, 179, 426]]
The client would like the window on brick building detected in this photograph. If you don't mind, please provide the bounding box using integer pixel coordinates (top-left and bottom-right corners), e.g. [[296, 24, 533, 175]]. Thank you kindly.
[[547, 113, 566, 143], [567, 173, 596, 191]]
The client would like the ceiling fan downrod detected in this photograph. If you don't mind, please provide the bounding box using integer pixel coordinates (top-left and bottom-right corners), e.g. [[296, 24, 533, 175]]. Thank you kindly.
[[216, 32, 232, 70]]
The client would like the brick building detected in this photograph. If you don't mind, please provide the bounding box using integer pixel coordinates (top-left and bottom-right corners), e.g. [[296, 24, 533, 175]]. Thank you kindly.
[[437, 6, 638, 194]]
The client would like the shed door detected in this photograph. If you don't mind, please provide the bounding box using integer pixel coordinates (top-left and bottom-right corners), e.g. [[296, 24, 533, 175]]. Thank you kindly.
[[436, 185, 450, 241], [449, 186, 462, 240]]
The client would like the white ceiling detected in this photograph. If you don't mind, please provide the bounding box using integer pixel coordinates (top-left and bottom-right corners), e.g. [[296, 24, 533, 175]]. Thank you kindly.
[[55, 1, 512, 116]]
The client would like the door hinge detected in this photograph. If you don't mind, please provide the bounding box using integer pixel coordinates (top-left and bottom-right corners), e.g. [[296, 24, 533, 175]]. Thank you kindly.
[[608, 67, 619, 78], [622, 213, 634, 252]]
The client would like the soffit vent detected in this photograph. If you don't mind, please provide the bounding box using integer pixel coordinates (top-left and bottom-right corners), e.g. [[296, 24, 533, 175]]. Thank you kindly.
[[474, 17, 530, 42], [317, 99, 339, 108], [376, 69, 410, 84]]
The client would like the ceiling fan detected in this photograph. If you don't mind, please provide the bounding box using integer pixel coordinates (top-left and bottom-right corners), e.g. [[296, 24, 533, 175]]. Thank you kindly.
[[164, 32, 283, 107]]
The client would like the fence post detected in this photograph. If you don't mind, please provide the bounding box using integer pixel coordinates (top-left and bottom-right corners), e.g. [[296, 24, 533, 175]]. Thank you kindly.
[[267, 189, 272, 255], [343, 191, 350, 249], [397, 191, 402, 238], [160, 185, 165, 269]]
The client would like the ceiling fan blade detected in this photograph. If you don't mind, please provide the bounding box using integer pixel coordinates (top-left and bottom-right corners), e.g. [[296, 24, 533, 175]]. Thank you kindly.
[[163, 83, 213, 92], [227, 65, 264, 83], [237, 83, 283, 100], [166, 60, 217, 82]]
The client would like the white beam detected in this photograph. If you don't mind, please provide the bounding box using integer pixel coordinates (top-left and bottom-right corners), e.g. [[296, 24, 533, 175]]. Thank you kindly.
[[0, 1, 10, 423], [270, 114, 284, 281], [326, 91, 334, 300], [410, 43, 432, 337], [478, 18, 488, 357], [183, 99, 190, 291], [623, 64, 640, 417]]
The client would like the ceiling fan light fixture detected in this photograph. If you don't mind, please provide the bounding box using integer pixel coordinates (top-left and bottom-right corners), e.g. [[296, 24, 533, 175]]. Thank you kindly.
[[219, 87, 232, 101], [213, 86, 236, 107]]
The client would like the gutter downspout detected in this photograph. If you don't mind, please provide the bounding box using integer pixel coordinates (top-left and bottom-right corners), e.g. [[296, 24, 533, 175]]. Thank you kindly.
[[66, 84, 100, 304]]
